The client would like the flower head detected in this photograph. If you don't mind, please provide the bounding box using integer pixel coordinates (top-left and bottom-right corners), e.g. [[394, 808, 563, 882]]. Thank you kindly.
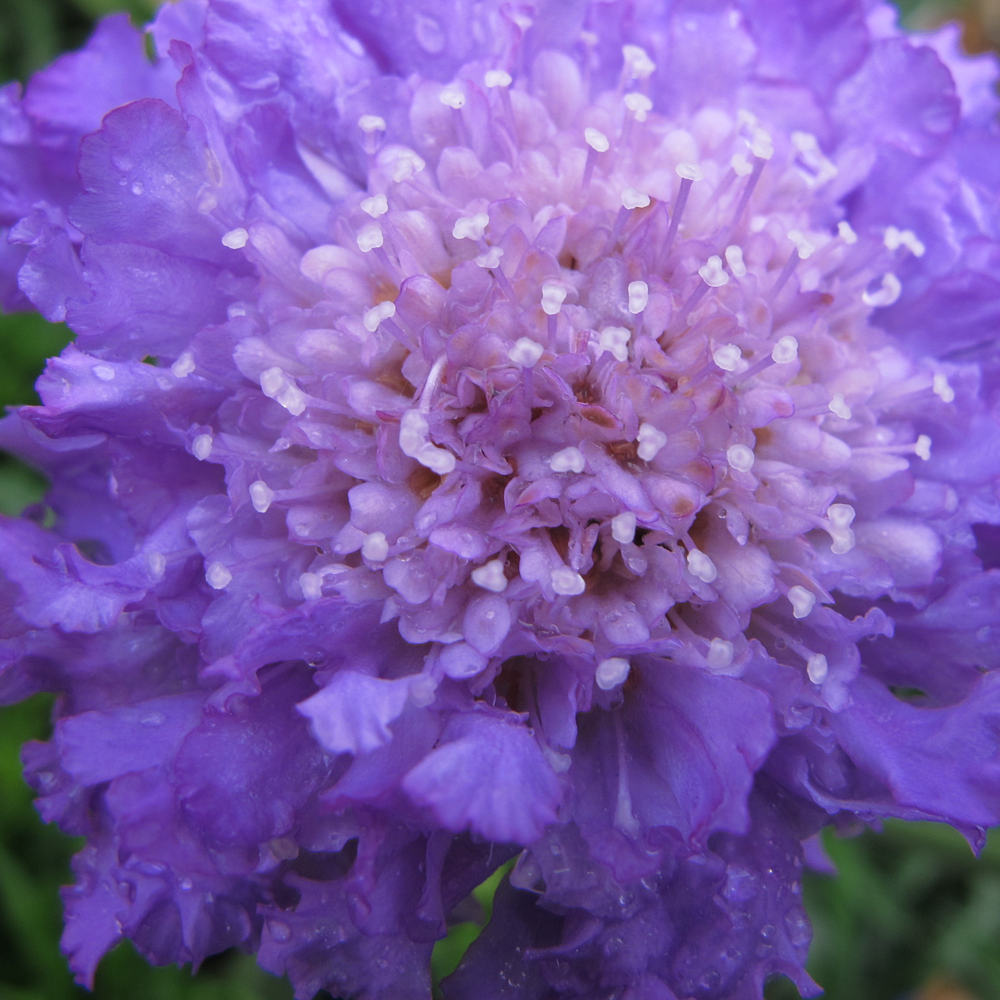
[[4, 1, 1000, 998]]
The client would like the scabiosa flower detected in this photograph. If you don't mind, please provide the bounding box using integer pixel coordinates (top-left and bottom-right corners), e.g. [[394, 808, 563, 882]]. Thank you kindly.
[[4, 0, 1000, 997]]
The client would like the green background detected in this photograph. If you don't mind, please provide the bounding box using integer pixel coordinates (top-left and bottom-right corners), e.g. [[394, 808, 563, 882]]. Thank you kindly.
[[1, 2, 998, 998]]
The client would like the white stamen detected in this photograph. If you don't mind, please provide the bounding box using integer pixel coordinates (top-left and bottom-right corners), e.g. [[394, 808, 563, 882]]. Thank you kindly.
[[361, 194, 388, 218], [584, 127, 610, 153], [476, 246, 504, 269], [637, 423, 667, 461], [829, 393, 852, 419], [731, 152, 753, 176], [453, 212, 489, 241], [147, 551, 166, 579], [611, 511, 636, 544], [598, 326, 631, 362], [415, 443, 457, 475], [915, 434, 932, 461], [698, 255, 729, 287], [472, 559, 508, 592], [622, 44, 656, 79], [863, 272, 902, 308], [363, 300, 396, 332], [624, 92, 653, 121], [260, 367, 307, 415], [541, 284, 568, 316], [595, 657, 631, 690], [771, 335, 799, 364], [388, 149, 425, 183], [791, 131, 838, 186], [621, 187, 650, 210], [713, 344, 743, 371], [249, 480, 275, 514], [628, 280, 649, 314], [727, 444, 755, 473], [787, 585, 816, 619], [827, 503, 856, 554], [675, 162, 703, 182], [192, 433, 213, 461], [750, 127, 773, 160], [93, 364, 115, 381], [357, 225, 384, 252], [222, 227, 249, 249], [787, 229, 816, 260], [687, 549, 718, 583], [884, 226, 925, 257], [933, 373, 955, 403], [551, 566, 586, 596], [439, 84, 466, 109], [484, 69, 512, 88], [837, 220, 858, 244], [724, 245, 746, 278], [299, 572, 324, 600], [508, 337, 544, 366], [807, 653, 829, 684], [206, 561, 232, 590], [362, 531, 389, 562], [399, 409, 429, 457], [358, 114, 386, 134], [171, 352, 195, 378], [706, 638, 734, 671], [549, 446, 586, 474]]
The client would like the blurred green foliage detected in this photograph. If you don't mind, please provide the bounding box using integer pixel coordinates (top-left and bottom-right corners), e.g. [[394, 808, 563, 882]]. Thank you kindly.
[[2, 1, 1000, 999]]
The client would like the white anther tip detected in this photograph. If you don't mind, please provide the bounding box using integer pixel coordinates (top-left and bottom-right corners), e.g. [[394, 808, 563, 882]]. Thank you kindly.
[[206, 561, 232, 590], [551, 566, 586, 596], [621, 187, 650, 211], [222, 227, 249, 249], [584, 127, 610, 153], [687, 549, 717, 583], [484, 69, 512, 89], [171, 352, 195, 378], [862, 272, 902, 308], [623, 92, 653, 120], [807, 653, 829, 684], [627, 280, 649, 314], [549, 446, 586, 474], [637, 422, 667, 461], [360, 194, 388, 218], [249, 480, 274, 514], [508, 337, 544, 367], [472, 559, 508, 592], [598, 326, 631, 362], [726, 444, 755, 473], [595, 657, 631, 690], [363, 300, 396, 333], [622, 44, 656, 79], [932, 373, 955, 403], [915, 434, 932, 461], [675, 162, 703, 182], [713, 344, 742, 372], [706, 638, 734, 671], [453, 212, 490, 241], [828, 393, 852, 420], [438, 85, 466, 109], [771, 335, 799, 365], [611, 511, 637, 544], [724, 245, 747, 278], [362, 531, 389, 562], [837, 220, 858, 244], [358, 114, 387, 133], [475, 246, 504, 269], [357, 225, 384, 252], [192, 433, 213, 461], [788, 585, 817, 620], [541, 284, 568, 315], [698, 255, 729, 288]]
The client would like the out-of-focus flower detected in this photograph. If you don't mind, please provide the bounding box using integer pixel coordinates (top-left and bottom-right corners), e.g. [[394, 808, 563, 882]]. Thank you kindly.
[[3, 1, 1000, 997]]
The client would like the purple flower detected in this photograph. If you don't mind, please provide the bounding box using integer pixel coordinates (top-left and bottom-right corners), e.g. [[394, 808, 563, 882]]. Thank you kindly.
[[3, 1, 1000, 997]]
